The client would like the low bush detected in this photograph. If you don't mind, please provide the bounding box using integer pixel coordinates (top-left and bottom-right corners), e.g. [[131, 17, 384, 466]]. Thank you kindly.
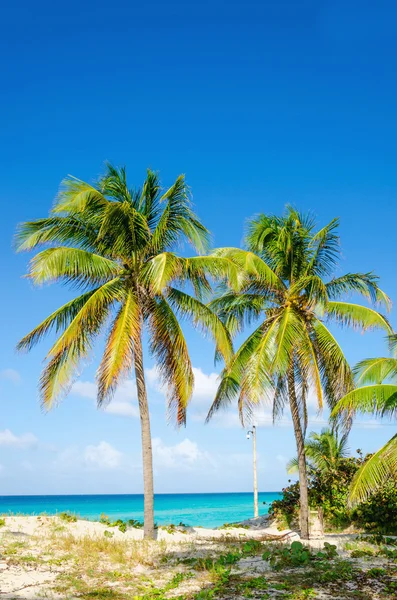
[[269, 451, 397, 534]]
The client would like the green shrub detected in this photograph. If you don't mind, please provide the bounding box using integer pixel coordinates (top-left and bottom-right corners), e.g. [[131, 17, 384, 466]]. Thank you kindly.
[[351, 482, 397, 535], [270, 452, 397, 534], [0, 517, 5, 527], [59, 511, 78, 523]]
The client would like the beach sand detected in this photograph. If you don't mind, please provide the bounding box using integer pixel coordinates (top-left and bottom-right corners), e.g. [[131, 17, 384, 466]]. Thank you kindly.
[[0, 516, 394, 599]]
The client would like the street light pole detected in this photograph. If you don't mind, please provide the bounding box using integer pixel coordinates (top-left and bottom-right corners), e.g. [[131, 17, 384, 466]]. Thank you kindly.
[[247, 425, 259, 518]]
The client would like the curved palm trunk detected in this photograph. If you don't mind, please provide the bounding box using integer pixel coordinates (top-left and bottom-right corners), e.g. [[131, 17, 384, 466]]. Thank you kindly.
[[134, 331, 155, 540], [287, 366, 310, 540]]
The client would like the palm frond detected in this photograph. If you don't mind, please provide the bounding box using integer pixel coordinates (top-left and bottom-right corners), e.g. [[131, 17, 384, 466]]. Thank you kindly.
[[326, 272, 391, 310], [15, 216, 99, 253], [306, 217, 340, 277], [148, 297, 194, 425], [354, 357, 397, 385], [150, 175, 210, 254], [27, 247, 121, 287], [331, 384, 397, 420], [324, 301, 393, 334], [348, 435, 397, 505], [97, 290, 140, 406], [166, 288, 233, 365]]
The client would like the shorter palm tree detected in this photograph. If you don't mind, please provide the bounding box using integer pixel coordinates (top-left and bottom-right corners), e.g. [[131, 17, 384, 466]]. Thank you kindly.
[[286, 428, 349, 475], [331, 336, 397, 505]]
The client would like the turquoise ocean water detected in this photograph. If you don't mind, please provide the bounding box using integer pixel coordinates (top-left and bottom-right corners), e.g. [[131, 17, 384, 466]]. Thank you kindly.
[[0, 493, 281, 528]]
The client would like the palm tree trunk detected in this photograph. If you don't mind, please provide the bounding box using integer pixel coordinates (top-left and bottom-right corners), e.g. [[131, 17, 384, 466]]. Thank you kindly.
[[287, 366, 310, 540], [134, 331, 155, 540]]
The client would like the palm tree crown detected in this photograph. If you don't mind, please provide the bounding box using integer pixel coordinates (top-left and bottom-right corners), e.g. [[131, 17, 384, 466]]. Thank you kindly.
[[207, 207, 391, 538], [286, 428, 349, 474], [16, 165, 232, 421]]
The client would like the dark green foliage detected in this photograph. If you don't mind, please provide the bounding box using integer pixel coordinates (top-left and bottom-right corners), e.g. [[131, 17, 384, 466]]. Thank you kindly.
[[268, 481, 300, 527], [262, 541, 338, 570], [351, 481, 397, 534]]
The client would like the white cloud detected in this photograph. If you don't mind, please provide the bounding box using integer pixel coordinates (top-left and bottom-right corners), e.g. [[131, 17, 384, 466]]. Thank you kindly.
[[152, 437, 216, 471], [191, 368, 219, 401], [71, 380, 97, 399], [84, 441, 123, 470], [146, 366, 219, 403], [105, 401, 139, 418], [1, 369, 21, 384], [57, 441, 124, 472], [0, 429, 38, 449], [71, 380, 138, 418]]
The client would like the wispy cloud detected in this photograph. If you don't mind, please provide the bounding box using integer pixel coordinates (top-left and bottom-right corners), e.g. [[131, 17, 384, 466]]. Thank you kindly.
[[71, 380, 138, 419], [0, 429, 38, 449], [0, 369, 21, 384], [152, 437, 216, 471], [56, 441, 124, 472]]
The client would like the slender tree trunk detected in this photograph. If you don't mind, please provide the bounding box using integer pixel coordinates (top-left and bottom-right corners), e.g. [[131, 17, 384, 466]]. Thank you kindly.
[[252, 425, 259, 518], [287, 366, 310, 540], [134, 331, 155, 540]]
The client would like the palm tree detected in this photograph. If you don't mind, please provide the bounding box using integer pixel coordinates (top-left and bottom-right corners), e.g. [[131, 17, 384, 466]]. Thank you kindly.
[[331, 336, 397, 505], [286, 427, 349, 474], [16, 165, 235, 539], [206, 207, 391, 539]]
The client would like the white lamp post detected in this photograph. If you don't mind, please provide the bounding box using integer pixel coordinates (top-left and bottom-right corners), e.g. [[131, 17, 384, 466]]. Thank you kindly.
[[246, 425, 259, 518]]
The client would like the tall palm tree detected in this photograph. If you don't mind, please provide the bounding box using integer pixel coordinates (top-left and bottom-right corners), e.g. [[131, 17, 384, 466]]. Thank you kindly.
[[206, 207, 391, 539], [331, 336, 397, 505], [286, 427, 349, 474], [16, 165, 235, 539]]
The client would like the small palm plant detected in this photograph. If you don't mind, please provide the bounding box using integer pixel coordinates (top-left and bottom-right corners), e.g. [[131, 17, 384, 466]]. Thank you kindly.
[[331, 335, 397, 505], [286, 428, 349, 475], [207, 207, 391, 539], [16, 165, 234, 539]]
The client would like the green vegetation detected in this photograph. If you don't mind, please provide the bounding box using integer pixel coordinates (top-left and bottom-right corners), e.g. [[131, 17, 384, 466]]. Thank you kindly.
[[59, 511, 78, 523], [270, 446, 397, 533], [332, 336, 397, 505], [0, 517, 6, 527], [206, 207, 391, 539]]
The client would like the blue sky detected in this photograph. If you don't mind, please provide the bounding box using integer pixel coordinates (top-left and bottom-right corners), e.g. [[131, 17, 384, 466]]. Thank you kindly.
[[1, 0, 397, 495]]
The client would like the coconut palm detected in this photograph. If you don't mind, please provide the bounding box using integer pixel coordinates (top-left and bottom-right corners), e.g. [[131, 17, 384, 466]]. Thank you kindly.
[[206, 207, 391, 539], [331, 336, 397, 505], [286, 427, 349, 474], [16, 165, 235, 539]]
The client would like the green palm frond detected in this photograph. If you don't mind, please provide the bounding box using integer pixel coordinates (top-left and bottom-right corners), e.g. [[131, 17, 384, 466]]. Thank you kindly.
[[148, 297, 194, 425], [16, 288, 110, 352], [324, 301, 392, 334], [325, 273, 391, 309], [97, 290, 140, 406], [331, 384, 397, 420], [348, 435, 397, 505], [149, 175, 210, 254], [38, 279, 120, 408], [166, 288, 233, 365], [306, 217, 340, 277], [27, 247, 121, 287], [354, 357, 397, 385], [206, 323, 267, 421], [52, 177, 108, 215], [15, 216, 99, 253], [212, 247, 284, 291]]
